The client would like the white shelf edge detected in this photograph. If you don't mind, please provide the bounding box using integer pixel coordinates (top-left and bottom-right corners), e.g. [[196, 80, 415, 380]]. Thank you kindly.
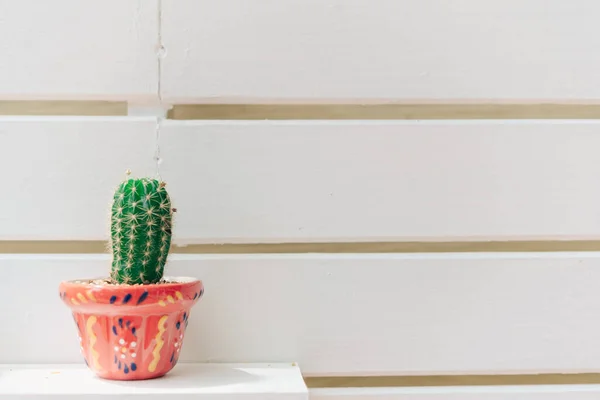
[[1, 363, 308, 400]]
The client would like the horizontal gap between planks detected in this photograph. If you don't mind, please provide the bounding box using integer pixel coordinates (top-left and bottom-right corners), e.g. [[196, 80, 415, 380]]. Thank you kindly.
[[8, 102, 600, 119], [304, 374, 600, 388], [0, 101, 127, 116], [168, 104, 600, 120], [4, 240, 600, 254]]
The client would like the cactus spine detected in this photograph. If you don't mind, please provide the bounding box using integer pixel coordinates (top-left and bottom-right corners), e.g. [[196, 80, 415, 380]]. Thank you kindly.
[[110, 176, 173, 285]]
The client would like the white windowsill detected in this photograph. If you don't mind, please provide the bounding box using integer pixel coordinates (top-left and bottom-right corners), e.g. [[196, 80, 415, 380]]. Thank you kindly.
[[0, 363, 308, 400]]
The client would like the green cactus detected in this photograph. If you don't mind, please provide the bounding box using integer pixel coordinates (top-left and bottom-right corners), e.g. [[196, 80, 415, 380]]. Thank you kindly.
[[109, 174, 174, 285]]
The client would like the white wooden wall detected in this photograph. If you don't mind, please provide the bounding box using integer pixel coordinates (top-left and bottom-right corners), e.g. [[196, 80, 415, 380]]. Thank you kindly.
[[2, 0, 600, 399]]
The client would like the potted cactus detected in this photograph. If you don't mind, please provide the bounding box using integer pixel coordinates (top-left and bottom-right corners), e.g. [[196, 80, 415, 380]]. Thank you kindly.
[[59, 172, 203, 380]]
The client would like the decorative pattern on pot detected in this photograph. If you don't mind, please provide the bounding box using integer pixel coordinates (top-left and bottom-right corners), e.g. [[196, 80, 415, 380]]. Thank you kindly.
[[61, 279, 202, 380], [58, 172, 204, 381]]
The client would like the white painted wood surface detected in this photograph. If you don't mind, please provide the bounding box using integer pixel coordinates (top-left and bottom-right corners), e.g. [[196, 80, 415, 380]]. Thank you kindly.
[[0, 0, 158, 101], [5, 118, 600, 242], [4, 0, 599, 103], [3, 1, 600, 384], [5, 253, 600, 376], [160, 0, 600, 103], [0, 364, 308, 400], [0, 117, 157, 240], [160, 120, 600, 243], [310, 386, 600, 400]]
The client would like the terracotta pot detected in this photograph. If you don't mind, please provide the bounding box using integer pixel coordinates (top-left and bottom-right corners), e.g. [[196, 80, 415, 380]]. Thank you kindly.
[[59, 277, 203, 380]]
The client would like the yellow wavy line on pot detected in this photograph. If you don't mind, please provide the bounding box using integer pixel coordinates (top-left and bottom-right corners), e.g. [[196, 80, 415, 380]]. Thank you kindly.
[[158, 292, 184, 307], [148, 315, 169, 373], [86, 291, 97, 302], [70, 298, 80, 305], [86, 316, 101, 370], [76, 293, 88, 303]]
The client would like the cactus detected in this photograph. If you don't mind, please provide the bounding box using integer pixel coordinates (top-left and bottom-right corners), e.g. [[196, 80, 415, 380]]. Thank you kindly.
[[109, 174, 173, 285]]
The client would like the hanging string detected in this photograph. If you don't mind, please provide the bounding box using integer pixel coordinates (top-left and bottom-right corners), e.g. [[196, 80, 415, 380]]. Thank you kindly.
[[154, 118, 162, 181], [154, 0, 164, 181]]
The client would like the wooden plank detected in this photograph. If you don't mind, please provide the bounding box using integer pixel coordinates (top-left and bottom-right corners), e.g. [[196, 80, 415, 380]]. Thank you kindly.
[[161, 0, 600, 103], [0, 117, 157, 240], [309, 386, 600, 400], [160, 120, 600, 243], [6, 119, 600, 242], [0, 364, 308, 400], [0, 0, 158, 101], [5, 252, 600, 375]]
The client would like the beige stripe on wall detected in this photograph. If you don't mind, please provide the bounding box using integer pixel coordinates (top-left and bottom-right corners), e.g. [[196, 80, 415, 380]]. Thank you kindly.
[[168, 103, 600, 120], [0, 101, 127, 116], [305, 373, 600, 388], [5, 101, 600, 119]]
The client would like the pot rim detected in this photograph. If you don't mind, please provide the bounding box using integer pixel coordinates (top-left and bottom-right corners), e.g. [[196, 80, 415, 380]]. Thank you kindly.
[[60, 276, 201, 290], [59, 276, 203, 311]]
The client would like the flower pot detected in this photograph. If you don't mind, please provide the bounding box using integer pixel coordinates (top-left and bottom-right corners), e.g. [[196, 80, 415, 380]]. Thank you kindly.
[[59, 277, 203, 380]]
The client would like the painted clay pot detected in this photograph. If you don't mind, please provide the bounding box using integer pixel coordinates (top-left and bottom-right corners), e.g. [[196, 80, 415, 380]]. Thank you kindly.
[[59, 277, 203, 380]]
